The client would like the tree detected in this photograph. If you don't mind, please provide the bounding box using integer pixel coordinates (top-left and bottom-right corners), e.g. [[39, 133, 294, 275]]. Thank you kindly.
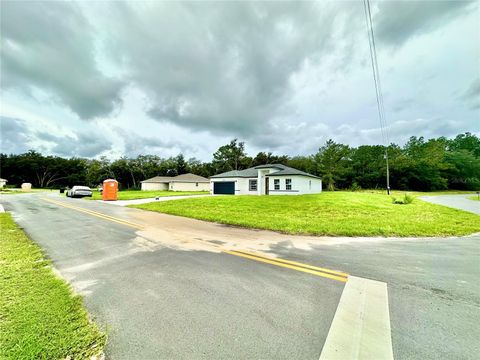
[[252, 152, 289, 167], [314, 140, 351, 190], [212, 139, 249, 173]]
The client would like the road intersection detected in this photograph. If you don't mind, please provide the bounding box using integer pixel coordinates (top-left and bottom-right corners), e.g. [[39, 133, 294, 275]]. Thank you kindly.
[[1, 192, 479, 359]]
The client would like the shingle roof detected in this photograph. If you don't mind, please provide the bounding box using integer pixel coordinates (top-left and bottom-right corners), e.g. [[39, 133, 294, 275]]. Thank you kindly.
[[141, 173, 210, 183], [211, 164, 320, 179], [210, 168, 259, 178], [141, 176, 174, 183], [171, 173, 209, 183], [265, 167, 320, 179]]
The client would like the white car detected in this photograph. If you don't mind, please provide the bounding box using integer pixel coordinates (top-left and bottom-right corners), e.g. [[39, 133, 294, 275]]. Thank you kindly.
[[66, 186, 92, 198]]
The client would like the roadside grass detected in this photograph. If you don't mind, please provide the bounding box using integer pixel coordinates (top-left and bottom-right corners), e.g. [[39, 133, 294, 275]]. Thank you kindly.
[[468, 196, 480, 201], [86, 189, 209, 200], [0, 213, 106, 360], [358, 189, 477, 196], [132, 192, 480, 237], [0, 189, 56, 195]]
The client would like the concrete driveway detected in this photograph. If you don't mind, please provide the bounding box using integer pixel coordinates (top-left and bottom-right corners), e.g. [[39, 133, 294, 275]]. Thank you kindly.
[[96, 194, 211, 206], [1, 192, 479, 359], [420, 193, 480, 215]]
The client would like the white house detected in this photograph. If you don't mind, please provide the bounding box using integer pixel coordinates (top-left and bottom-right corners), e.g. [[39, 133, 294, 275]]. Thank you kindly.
[[210, 164, 322, 195], [141, 173, 210, 192], [0, 178, 7, 188]]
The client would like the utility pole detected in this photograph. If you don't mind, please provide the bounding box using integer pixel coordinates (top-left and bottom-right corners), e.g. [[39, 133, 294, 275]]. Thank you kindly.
[[385, 150, 390, 195]]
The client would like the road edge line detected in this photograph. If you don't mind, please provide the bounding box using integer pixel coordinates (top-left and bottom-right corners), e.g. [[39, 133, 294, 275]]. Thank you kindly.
[[319, 276, 393, 360]]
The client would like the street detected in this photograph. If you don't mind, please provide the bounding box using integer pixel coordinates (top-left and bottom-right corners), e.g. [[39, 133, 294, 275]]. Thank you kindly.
[[1, 192, 479, 359]]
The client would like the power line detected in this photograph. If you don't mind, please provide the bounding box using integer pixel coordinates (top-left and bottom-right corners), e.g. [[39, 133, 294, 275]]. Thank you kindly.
[[363, 0, 391, 194]]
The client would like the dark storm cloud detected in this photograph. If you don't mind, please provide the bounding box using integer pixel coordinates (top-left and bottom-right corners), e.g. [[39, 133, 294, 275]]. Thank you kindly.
[[0, 116, 32, 154], [35, 131, 112, 158], [103, 1, 361, 136], [461, 79, 480, 109], [114, 128, 195, 157], [0, 1, 124, 119], [375, 0, 474, 46]]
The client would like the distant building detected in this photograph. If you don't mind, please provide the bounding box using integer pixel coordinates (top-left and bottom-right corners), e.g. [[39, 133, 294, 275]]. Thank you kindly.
[[140, 173, 210, 192], [210, 164, 322, 195], [0, 178, 7, 188]]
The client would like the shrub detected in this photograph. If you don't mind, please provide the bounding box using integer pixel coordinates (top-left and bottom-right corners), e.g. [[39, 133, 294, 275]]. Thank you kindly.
[[392, 193, 415, 205], [350, 181, 361, 192]]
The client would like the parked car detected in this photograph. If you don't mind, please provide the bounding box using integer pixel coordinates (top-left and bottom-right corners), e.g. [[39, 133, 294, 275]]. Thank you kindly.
[[66, 186, 92, 198]]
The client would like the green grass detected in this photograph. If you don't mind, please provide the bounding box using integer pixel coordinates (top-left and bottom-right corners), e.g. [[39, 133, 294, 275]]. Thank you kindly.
[[87, 189, 209, 200], [468, 196, 480, 201], [0, 213, 106, 359], [132, 192, 480, 237], [358, 189, 477, 196]]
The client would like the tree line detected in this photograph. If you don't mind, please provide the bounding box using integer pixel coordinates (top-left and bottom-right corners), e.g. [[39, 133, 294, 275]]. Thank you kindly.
[[1, 132, 479, 191]]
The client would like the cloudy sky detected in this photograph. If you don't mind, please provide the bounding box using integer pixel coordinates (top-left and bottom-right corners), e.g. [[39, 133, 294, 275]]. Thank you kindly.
[[1, 0, 479, 161]]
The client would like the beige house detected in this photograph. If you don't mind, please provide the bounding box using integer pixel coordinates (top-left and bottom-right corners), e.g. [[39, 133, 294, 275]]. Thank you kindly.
[[141, 173, 210, 192], [0, 178, 7, 188]]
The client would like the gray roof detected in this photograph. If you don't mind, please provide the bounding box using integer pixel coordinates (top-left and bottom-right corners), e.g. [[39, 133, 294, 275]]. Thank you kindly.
[[141, 173, 209, 183], [210, 168, 259, 178], [171, 173, 209, 183], [141, 176, 173, 183], [211, 164, 320, 179]]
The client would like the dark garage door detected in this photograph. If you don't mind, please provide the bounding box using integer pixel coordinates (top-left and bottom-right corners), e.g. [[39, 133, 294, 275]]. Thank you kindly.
[[213, 181, 235, 195]]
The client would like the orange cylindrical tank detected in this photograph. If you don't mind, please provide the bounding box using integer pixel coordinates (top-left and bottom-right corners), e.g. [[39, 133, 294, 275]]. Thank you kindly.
[[102, 179, 118, 201]]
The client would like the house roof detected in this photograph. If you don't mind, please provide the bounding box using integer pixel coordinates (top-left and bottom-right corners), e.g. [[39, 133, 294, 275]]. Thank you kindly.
[[141, 176, 174, 184], [141, 173, 209, 183], [171, 173, 209, 183], [0, 178, 7, 181], [211, 164, 320, 179]]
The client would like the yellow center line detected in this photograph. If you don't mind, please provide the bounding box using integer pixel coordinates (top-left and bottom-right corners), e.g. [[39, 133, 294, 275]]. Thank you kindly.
[[40, 197, 144, 230], [223, 249, 348, 282], [40, 197, 347, 282], [231, 249, 348, 278]]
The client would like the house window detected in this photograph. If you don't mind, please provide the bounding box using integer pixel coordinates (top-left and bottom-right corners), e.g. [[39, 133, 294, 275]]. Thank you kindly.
[[196, 182, 198, 187], [286, 178, 292, 190], [249, 179, 257, 191], [274, 179, 280, 190], [309, 180, 311, 190]]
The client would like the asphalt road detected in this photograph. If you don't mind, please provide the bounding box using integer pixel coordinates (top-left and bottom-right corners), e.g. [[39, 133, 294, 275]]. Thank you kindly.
[[1, 192, 479, 359], [420, 194, 480, 215]]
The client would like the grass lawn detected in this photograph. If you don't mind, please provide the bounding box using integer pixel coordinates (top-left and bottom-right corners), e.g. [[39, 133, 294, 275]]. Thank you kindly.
[[0, 213, 105, 359], [468, 196, 480, 201], [87, 189, 209, 200], [132, 192, 480, 237]]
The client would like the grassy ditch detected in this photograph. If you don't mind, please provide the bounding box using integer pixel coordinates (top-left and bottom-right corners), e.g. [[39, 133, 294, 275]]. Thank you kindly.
[[0, 213, 105, 359]]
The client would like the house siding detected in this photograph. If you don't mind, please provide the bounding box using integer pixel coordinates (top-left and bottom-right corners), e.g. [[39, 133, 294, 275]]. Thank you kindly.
[[210, 175, 321, 195], [267, 175, 322, 195], [141, 182, 169, 191], [170, 182, 210, 192]]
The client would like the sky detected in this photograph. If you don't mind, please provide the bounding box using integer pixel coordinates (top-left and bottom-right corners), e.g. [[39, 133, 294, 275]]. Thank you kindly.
[[1, 0, 479, 161]]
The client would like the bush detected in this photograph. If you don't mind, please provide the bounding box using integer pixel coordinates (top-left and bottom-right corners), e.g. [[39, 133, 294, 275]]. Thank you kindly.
[[392, 193, 415, 205], [350, 181, 361, 192]]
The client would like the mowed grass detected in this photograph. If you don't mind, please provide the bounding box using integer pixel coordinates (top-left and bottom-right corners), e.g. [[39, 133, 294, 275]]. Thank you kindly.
[[469, 196, 480, 201], [0, 213, 105, 360], [132, 192, 480, 237], [87, 189, 209, 200]]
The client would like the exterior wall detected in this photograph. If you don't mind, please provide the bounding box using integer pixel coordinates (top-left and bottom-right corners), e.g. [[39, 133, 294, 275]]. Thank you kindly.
[[170, 181, 210, 192], [210, 178, 258, 195], [0, 180, 6, 188], [141, 182, 168, 191], [211, 175, 322, 195], [267, 175, 322, 195]]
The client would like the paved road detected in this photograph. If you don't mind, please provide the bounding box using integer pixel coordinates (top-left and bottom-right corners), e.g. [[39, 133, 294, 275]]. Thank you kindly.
[[98, 194, 212, 206], [1, 192, 479, 359], [420, 194, 480, 214]]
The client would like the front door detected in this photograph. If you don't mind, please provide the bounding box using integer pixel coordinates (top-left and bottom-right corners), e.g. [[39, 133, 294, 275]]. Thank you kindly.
[[265, 177, 269, 195]]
